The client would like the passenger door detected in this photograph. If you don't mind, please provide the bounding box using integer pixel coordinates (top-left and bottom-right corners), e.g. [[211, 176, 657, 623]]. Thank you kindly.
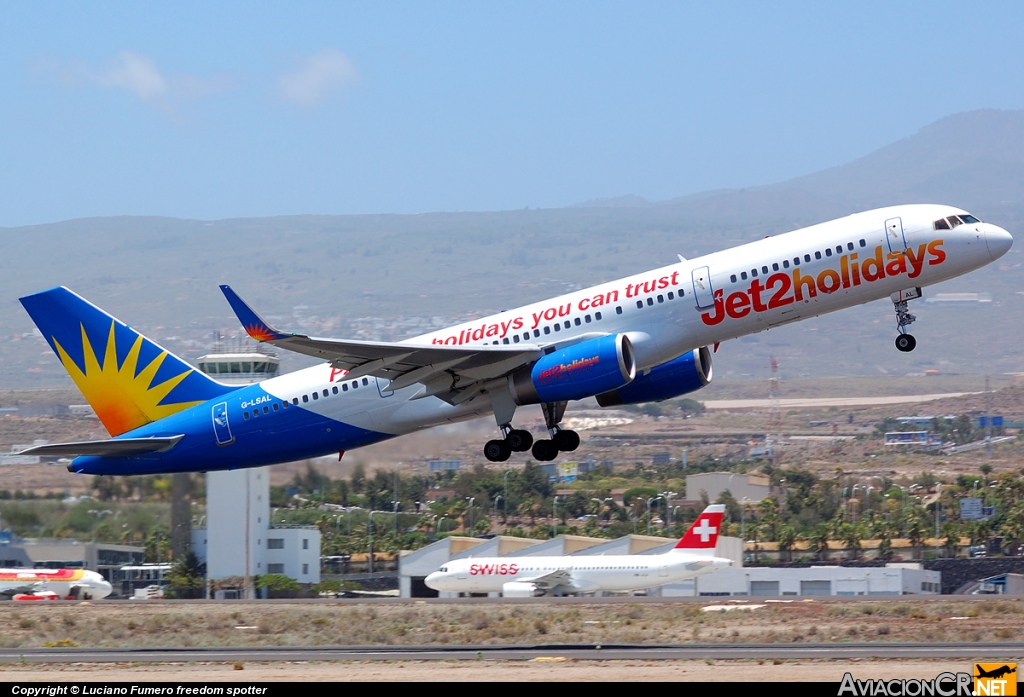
[[211, 402, 235, 446], [885, 217, 907, 255], [691, 266, 716, 309]]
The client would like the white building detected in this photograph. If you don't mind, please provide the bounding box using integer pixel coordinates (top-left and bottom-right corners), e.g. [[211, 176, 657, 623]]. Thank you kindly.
[[661, 563, 940, 597], [192, 467, 320, 596], [685, 472, 772, 503]]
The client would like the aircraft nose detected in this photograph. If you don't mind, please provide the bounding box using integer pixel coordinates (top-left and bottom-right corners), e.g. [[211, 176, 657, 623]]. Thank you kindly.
[[424, 572, 441, 590], [985, 225, 1013, 261]]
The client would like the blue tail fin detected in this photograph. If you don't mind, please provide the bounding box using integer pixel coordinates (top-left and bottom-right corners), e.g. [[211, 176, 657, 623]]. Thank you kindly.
[[20, 287, 235, 437]]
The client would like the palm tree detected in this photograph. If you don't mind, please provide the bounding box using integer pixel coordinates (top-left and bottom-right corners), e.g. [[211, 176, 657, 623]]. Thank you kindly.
[[166, 551, 204, 599], [811, 523, 831, 562], [907, 517, 925, 560], [841, 523, 863, 561], [1000, 503, 1024, 556], [777, 525, 798, 563], [878, 535, 894, 561]]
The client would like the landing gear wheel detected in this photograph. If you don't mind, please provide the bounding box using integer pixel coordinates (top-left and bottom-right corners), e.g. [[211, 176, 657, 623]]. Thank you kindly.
[[895, 334, 917, 352], [552, 429, 580, 452], [531, 440, 558, 462], [484, 439, 512, 462], [506, 429, 534, 452]]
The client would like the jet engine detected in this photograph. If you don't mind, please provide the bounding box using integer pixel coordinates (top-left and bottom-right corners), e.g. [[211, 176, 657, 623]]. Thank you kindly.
[[595, 346, 712, 407], [509, 334, 636, 405]]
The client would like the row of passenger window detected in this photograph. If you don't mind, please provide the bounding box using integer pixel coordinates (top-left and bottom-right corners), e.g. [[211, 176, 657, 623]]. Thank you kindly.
[[635, 288, 682, 309], [500, 312, 605, 344], [729, 239, 867, 284], [241, 377, 371, 420]]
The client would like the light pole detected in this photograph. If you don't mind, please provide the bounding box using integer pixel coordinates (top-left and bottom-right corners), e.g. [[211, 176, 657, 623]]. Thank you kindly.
[[552, 496, 563, 538], [503, 471, 511, 524], [392, 500, 400, 539], [935, 484, 942, 559], [660, 491, 678, 534], [88, 509, 113, 543], [493, 496, 502, 534], [741, 497, 750, 542], [646, 496, 663, 536], [591, 497, 613, 527], [439, 515, 449, 535], [466, 497, 475, 535]]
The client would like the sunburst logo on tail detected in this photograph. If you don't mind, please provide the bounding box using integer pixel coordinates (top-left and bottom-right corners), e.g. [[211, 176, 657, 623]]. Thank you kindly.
[[244, 323, 280, 342], [52, 321, 204, 437]]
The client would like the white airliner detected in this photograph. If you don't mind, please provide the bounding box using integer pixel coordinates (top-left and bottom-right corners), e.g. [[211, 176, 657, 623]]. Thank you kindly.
[[18, 204, 1013, 474], [425, 504, 731, 596], [0, 568, 113, 600]]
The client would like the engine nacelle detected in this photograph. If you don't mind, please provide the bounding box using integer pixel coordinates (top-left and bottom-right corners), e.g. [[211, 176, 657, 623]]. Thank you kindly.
[[595, 346, 712, 407], [502, 581, 545, 598], [510, 334, 636, 405]]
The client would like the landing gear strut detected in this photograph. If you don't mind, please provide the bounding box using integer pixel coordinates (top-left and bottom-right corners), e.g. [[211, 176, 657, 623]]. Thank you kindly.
[[530, 401, 579, 462], [891, 288, 921, 353]]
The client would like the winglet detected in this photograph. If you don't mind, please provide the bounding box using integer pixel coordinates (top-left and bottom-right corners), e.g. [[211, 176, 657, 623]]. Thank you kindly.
[[673, 504, 725, 550], [219, 285, 289, 342]]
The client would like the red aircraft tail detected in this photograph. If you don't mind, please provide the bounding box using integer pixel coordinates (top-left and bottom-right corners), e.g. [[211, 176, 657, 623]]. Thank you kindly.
[[673, 504, 725, 550]]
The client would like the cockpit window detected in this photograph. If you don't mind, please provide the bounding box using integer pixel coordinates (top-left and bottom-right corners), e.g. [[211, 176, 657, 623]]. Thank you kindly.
[[947, 216, 963, 228], [961, 214, 980, 224], [439, 567, 447, 573], [933, 218, 950, 230]]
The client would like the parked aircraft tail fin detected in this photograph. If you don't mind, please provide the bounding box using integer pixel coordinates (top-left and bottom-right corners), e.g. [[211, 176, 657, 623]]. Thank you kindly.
[[672, 504, 725, 550], [19, 287, 235, 437]]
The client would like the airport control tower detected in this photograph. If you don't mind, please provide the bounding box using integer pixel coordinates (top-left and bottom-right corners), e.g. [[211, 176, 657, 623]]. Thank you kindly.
[[195, 335, 280, 384], [189, 338, 307, 599]]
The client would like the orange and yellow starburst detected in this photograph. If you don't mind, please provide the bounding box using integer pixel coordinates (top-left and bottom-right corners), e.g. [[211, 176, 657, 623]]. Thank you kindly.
[[53, 321, 203, 437]]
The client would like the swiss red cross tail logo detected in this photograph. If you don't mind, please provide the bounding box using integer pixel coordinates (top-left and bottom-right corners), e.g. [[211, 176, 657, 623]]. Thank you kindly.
[[675, 504, 725, 549]]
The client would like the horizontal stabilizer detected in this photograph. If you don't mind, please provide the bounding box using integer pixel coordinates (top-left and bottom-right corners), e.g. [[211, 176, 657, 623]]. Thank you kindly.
[[19, 435, 185, 458]]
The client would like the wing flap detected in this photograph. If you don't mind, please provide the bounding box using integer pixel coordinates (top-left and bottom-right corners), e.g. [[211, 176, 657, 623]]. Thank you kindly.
[[517, 569, 572, 588], [19, 435, 185, 458]]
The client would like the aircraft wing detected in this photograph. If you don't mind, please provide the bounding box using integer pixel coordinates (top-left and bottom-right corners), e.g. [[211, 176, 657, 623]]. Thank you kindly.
[[517, 569, 573, 592], [220, 285, 544, 400], [0, 582, 41, 598], [19, 435, 185, 458]]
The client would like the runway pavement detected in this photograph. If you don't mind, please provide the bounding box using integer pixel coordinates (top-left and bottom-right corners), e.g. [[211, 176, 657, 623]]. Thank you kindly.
[[1, 642, 1022, 664]]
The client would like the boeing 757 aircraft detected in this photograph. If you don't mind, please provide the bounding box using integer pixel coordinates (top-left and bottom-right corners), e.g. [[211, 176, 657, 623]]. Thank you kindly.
[[18, 204, 1012, 475], [425, 504, 731, 596]]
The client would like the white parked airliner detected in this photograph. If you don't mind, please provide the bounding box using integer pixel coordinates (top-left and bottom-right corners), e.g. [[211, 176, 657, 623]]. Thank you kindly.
[[18, 204, 1013, 473], [425, 504, 731, 596], [0, 568, 113, 600]]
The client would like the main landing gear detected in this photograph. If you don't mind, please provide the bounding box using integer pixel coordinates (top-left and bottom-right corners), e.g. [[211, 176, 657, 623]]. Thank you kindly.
[[482, 401, 580, 462], [891, 288, 921, 353], [530, 401, 579, 462], [483, 427, 534, 463]]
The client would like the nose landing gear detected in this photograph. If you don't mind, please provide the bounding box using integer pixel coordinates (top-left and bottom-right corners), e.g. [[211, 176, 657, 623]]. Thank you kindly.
[[891, 288, 922, 353]]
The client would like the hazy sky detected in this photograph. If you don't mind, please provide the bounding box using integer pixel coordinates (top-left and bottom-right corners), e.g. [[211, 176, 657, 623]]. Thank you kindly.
[[3, 2, 1024, 226]]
